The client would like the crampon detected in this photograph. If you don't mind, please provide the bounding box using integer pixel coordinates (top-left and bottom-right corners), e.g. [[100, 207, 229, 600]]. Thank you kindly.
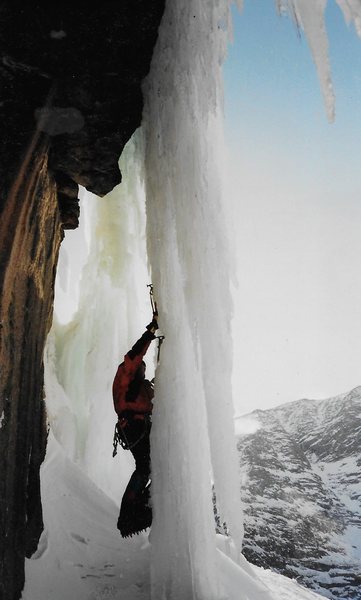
[[117, 483, 152, 538]]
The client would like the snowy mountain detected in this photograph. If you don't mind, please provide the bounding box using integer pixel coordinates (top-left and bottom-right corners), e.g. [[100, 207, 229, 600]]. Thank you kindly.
[[236, 387, 361, 600]]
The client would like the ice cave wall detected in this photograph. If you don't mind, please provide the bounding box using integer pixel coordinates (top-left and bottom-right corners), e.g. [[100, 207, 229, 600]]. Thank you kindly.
[[0, 4, 164, 599]]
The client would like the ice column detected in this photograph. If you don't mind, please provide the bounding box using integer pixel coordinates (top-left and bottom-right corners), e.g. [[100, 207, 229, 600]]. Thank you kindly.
[[142, 1, 243, 598]]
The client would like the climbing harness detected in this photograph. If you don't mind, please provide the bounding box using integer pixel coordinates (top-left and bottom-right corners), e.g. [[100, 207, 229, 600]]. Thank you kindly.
[[112, 415, 150, 457], [112, 420, 129, 456]]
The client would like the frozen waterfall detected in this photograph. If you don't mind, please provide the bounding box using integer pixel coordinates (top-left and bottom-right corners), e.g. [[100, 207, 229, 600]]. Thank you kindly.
[[48, 1, 245, 596], [142, 2, 243, 598], [35, 1, 361, 600]]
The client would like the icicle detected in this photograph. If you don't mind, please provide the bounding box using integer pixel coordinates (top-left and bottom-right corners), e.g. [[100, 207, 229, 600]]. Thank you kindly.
[[278, 0, 335, 122], [336, 0, 361, 37]]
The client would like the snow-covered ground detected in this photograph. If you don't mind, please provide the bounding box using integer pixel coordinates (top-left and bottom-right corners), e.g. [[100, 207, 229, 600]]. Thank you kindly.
[[22, 434, 322, 600]]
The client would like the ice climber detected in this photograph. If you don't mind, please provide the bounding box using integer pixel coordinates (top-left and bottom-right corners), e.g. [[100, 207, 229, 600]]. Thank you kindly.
[[112, 317, 158, 538]]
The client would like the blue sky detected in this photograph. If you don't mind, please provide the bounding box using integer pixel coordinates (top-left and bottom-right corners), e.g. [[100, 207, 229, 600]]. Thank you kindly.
[[225, 1, 361, 177], [224, 1, 361, 414]]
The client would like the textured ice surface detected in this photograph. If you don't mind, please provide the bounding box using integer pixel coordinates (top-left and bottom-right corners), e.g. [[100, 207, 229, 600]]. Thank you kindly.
[[142, 1, 243, 597]]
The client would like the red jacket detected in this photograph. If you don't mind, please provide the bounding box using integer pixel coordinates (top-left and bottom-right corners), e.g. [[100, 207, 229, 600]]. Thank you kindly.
[[113, 330, 155, 417]]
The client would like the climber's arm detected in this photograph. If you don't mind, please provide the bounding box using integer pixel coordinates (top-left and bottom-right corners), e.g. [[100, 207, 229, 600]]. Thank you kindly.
[[122, 318, 158, 376]]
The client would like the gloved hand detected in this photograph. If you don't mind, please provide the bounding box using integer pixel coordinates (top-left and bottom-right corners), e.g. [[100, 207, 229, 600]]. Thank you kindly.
[[146, 317, 158, 334]]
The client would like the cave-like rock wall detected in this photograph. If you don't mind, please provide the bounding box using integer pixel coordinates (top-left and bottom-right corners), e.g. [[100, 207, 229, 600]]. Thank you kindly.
[[0, 136, 61, 600], [0, 3, 165, 598]]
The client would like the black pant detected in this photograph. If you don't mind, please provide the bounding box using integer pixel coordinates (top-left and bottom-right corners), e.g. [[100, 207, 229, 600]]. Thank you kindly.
[[118, 416, 151, 500], [131, 430, 151, 475], [117, 416, 152, 535]]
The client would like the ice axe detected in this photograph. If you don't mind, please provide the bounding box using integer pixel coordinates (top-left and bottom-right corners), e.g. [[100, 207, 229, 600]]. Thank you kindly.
[[147, 283, 158, 318], [147, 284, 164, 362], [156, 335, 165, 363]]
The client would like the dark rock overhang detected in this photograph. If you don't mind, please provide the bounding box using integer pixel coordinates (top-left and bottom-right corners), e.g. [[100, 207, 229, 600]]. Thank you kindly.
[[0, 1, 165, 226]]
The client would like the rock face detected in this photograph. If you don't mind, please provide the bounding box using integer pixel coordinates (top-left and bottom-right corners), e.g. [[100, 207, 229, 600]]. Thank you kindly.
[[1, 2, 165, 207], [0, 138, 61, 600], [236, 387, 361, 600], [0, 3, 164, 599]]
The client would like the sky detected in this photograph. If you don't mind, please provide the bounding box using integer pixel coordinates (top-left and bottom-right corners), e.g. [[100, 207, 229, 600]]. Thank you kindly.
[[225, 1, 361, 415]]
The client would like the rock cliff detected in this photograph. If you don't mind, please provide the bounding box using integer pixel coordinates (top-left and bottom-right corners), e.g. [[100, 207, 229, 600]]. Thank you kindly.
[[0, 3, 164, 598], [236, 387, 361, 599]]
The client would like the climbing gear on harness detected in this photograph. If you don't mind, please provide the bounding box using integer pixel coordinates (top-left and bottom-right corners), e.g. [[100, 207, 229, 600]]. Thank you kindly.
[[112, 415, 150, 457], [112, 420, 127, 456]]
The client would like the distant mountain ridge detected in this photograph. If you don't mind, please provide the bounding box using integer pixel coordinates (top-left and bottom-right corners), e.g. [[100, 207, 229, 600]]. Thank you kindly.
[[236, 387, 361, 600]]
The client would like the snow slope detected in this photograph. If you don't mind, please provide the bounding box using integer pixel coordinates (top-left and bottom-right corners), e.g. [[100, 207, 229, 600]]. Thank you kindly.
[[22, 433, 323, 600]]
